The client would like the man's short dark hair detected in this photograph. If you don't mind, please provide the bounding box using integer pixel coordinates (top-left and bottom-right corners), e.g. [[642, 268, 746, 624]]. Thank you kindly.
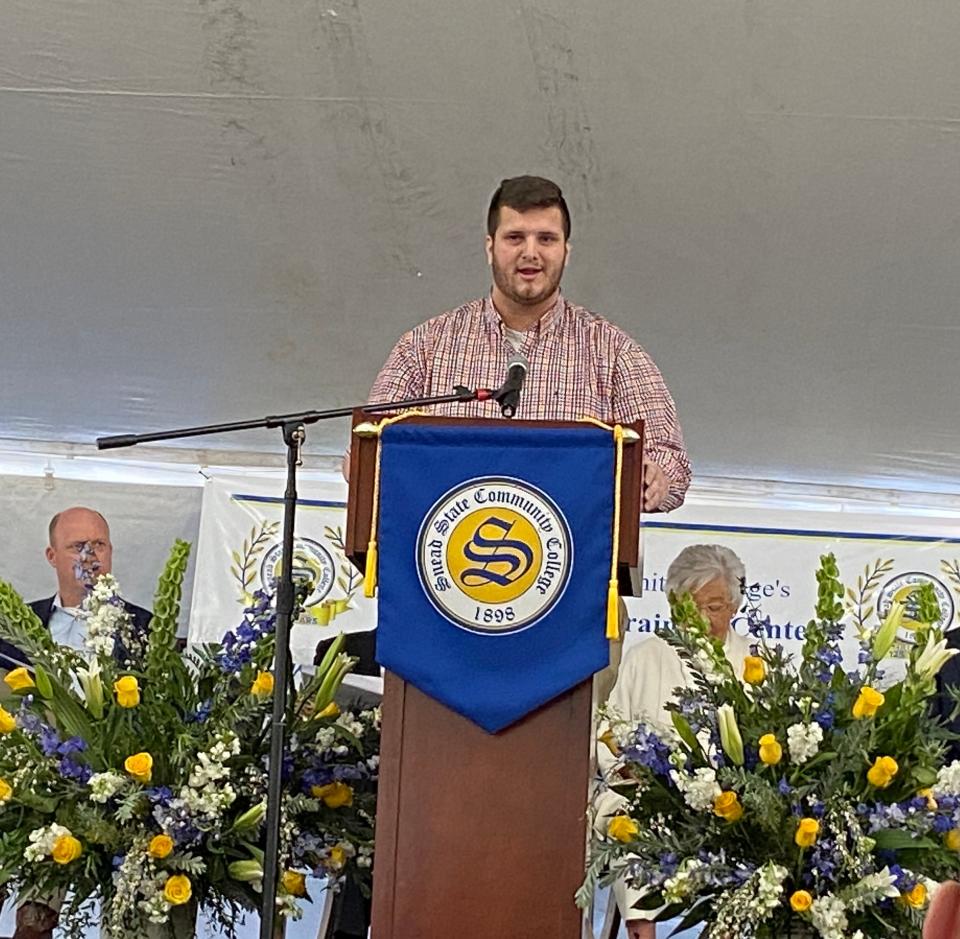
[[486, 176, 571, 239]]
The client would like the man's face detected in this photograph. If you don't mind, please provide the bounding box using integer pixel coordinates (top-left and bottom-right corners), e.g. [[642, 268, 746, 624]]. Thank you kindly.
[[485, 205, 569, 309], [45, 509, 113, 597], [691, 576, 739, 640]]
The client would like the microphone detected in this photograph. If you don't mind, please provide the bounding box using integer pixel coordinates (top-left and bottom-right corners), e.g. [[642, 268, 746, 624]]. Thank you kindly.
[[495, 353, 528, 418]]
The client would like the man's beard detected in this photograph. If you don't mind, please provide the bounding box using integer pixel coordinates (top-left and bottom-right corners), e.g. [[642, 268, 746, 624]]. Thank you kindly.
[[491, 258, 564, 307]]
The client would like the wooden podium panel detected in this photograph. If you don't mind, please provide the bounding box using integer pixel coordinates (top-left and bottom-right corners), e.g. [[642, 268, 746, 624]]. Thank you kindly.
[[371, 672, 593, 938]]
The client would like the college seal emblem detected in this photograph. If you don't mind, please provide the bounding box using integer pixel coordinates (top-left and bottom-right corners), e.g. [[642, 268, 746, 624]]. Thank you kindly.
[[260, 538, 336, 608], [416, 476, 574, 635], [877, 571, 955, 641]]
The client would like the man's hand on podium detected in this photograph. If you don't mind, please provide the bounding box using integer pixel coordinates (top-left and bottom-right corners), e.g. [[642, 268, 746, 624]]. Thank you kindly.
[[642, 458, 670, 513]]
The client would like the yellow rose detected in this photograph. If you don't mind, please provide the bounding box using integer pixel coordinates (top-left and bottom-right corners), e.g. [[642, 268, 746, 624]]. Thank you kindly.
[[51, 834, 83, 864], [795, 817, 820, 848], [4, 667, 34, 692], [0, 778, 12, 802], [606, 815, 640, 843], [113, 675, 141, 708], [124, 751, 153, 783], [713, 791, 744, 823], [742, 656, 766, 685], [852, 686, 885, 719], [900, 882, 927, 909], [163, 874, 192, 906], [867, 755, 898, 788], [758, 733, 783, 766], [328, 846, 346, 869], [148, 834, 175, 859], [311, 781, 353, 808], [318, 701, 340, 719], [0, 707, 16, 735], [945, 829, 960, 852], [251, 671, 274, 698], [281, 869, 307, 897], [790, 890, 813, 912]]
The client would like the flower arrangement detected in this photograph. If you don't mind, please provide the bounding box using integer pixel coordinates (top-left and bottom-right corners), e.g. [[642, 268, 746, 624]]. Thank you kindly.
[[0, 540, 378, 938], [583, 554, 960, 939]]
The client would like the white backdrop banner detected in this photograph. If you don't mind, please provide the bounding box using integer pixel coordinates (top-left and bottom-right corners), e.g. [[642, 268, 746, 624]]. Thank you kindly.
[[189, 475, 960, 672], [188, 475, 376, 667]]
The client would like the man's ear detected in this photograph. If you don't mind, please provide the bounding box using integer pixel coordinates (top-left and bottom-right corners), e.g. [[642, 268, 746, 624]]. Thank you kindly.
[[45, 546, 56, 568], [485, 234, 494, 266]]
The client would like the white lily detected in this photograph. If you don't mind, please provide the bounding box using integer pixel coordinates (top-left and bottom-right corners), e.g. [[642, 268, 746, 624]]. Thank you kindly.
[[717, 704, 745, 766], [872, 600, 905, 661], [915, 633, 958, 682], [76, 661, 104, 719]]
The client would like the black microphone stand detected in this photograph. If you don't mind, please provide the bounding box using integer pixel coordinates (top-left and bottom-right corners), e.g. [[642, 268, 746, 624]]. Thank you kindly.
[[96, 385, 497, 939]]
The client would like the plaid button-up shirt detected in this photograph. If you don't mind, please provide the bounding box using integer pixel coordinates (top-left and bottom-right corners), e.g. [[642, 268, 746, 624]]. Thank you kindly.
[[368, 295, 691, 510]]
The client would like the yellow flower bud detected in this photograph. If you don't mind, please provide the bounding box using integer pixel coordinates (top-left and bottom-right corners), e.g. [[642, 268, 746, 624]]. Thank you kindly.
[[795, 817, 820, 848], [918, 787, 938, 811], [0, 778, 12, 802], [328, 846, 346, 869], [713, 791, 744, 823], [318, 702, 340, 719], [742, 656, 766, 685], [51, 834, 83, 865], [251, 671, 274, 698], [148, 834, 175, 859], [606, 815, 640, 843], [124, 751, 153, 783], [758, 733, 783, 766], [0, 707, 17, 734], [852, 686, 885, 719], [867, 755, 898, 788], [163, 874, 193, 906], [4, 667, 34, 692], [790, 890, 813, 912], [113, 675, 141, 708], [900, 882, 927, 909], [281, 870, 307, 897], [598, 728, 620, 757], [945, 829, 960, 852], [311, 781, 354, 808]]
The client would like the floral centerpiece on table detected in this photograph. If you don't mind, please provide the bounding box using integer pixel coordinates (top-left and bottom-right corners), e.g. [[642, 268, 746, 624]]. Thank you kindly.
[[0, 540, 378, 938], [581, 554, 960, 939]]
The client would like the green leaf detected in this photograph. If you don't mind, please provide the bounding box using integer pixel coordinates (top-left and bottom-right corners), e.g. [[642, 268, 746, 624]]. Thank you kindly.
[[872, 829, 938, 851]]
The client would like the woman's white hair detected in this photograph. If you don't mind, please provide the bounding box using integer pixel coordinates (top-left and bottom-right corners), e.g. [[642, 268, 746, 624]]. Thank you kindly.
[[665, 544, 745, 603]]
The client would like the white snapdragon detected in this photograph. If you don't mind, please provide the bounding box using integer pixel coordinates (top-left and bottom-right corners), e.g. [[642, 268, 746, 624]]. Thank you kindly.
[[671, 766, 721, 812], [810, 894, 849, 939], [756, 862, 788, 915], [786, 721, 823, 764], [23, 823, 72, 862], [88, 771, 127, 804], [934, 760, 960, 796]]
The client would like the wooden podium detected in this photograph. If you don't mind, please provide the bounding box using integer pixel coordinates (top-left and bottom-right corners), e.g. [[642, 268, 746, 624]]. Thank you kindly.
[[345, 414, 643, 939]]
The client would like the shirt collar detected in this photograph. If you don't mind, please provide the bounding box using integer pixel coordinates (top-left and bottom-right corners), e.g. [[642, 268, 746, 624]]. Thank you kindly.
[[483, 292, 566, 339], [52, 594, 83, 617]]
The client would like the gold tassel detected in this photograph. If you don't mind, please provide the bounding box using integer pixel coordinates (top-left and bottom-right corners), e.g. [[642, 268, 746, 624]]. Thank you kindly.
[[606, 577, 620, 640], [363, 540, 378, 597]]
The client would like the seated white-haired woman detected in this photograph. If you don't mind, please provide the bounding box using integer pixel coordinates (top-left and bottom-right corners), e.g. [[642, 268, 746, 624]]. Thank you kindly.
[[599, 543, 753, 939]]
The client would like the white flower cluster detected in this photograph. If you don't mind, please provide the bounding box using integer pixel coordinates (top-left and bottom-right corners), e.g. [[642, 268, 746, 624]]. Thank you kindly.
[[671, 766, 721, 812], [357, 844, 374, 869], [82, 574, 130, 657], [336, 712, 366, 739], [180, 733, 241, 820], [88, 771, 127, 804], [23, 823, 71, 862], [103, 847, 165, 937], [786, 721, 823, 764], [934, 760, 960, 796], [810, 894, 849, 939], [663, 858, 704, 904]]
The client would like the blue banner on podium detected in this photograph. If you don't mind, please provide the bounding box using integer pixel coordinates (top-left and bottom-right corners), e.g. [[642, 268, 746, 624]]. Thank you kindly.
[[376, 422, 615, 732]]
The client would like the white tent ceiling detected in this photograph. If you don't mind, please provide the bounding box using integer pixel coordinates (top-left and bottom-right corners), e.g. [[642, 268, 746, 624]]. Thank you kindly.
[[2, 1, 959, 496]]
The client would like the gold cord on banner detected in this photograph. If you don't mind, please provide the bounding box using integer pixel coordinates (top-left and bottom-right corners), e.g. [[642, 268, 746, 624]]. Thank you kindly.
[[607, 424, 625, 640], [354, 411, 426, 598]]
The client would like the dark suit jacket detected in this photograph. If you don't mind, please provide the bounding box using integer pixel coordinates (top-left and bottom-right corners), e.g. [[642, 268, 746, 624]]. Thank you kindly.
[[0, 596, 153, 671], [933, 628, 960, 763]]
